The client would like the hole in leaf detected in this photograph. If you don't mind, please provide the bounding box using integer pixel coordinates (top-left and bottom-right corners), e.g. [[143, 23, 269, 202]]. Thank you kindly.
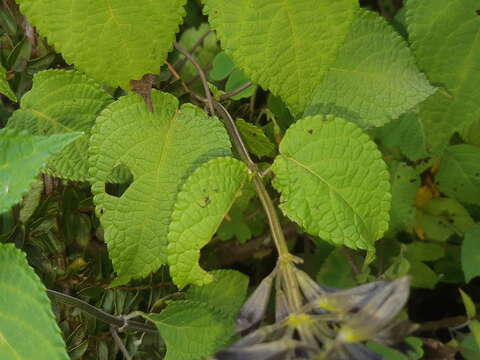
[[104, 164, 133, 198]]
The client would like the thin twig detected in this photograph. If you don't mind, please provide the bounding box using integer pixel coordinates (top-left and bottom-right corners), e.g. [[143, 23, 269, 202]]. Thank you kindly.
[[173, 42, 214, 114], [219, 81, 253, 101], [110, 327, 132, 360], [172, 30, 212, 75], [47, 289, 158, 334]]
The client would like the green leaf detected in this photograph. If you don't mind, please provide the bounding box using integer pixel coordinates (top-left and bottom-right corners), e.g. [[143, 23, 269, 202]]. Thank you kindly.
[[185, 269, 249, 318], [203, 0, 358, 115], [406, 0, 480, 153], [409, 260, 439, 289], [146, 300, 233, 360], [406, 242, 445, 262], [0, 243, 68, 360], [236, 119, 275, 158], [7, 70, 112, 181], [176, 23, 220, 84], [272, 115, 391, 250], [367, 341, 408, 360], [210, 51, 235, 82], [225, 68, 255, 100], [16, 0, 186, 89], [168, 158, 248, 288], [89, 91, 231, 285], [316, 248, 358, 289], [417, 198, 475, 242], [460, 289, 477, 319], [305, 10, 434, 127], [470, 320, 480, 350], [377, 112, 429, 161], [462, 225, 480, 283], [436, 145, 480, 205], [0, 128, 81, 214], [0, 63, 15, 101], [389, 162, 420, 232]]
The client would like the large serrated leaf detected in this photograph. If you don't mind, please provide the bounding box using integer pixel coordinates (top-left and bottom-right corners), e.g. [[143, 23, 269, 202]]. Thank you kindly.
[[0, 63, 15, 101], [272, 116, 391, 250], [0, 243, 68, 360], [203, 0, 358, 116], [16, 0, 186, 89], [406, 0, 480, 153], [146, 300, 233, 360], [305, 10, 434, 128], [0, 128, 81, 214], [89, 91, 231, 285], [168, 157, 248, 288], [436, 145, 480, 205], [7, 70, 112, 181]]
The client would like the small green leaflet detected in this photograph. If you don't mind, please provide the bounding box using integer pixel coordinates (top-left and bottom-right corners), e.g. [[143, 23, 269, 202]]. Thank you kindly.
[[416, 198, 475, 242], [377, 112, 428, 161], [89, 91, 231, 285], [305, 10, 434, 128], [406, 0, 480, 153], [0, 128, 82, 214], [146, 270, 248, 360], [168, 158, 249, 288], [203, 0, 358, 116], [7, 70, 112, 181], [0, 243, 69, 360], [185, 269, 249, 318], [436, 145, 480, 205], [210, 51, 235, 82], [236, 119, 275, 158], [16, 0, 186, 89], [0, 63, 15, 101], [462, 225, 480, 283], [389, 161, 420, 232], [272, 115, 391, 250]]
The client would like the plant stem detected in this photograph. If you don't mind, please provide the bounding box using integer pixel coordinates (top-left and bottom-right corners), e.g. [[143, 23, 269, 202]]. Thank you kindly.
[[173, 42, 214, 114], [219, 81, 253, 101], [47, 289, 158, 334]]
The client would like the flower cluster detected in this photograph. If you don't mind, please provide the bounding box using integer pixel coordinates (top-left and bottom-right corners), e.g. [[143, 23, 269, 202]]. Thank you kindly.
[[215, 261, 413, 360]]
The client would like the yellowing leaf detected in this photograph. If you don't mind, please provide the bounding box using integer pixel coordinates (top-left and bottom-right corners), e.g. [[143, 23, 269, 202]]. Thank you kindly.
[[16, 0, 186, 88], [89, 91, 231, 285], [272, 115, 391, 250], [168, 158, 248, 288]]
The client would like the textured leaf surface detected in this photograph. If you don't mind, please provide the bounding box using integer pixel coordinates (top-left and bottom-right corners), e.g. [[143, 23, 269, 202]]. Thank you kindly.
[[0, 63, 15, 101], [377, 112, 428, 161], [7, 70, 112, 180], [272, 116, 391, 250], [0, 129, 81, 214], [168, 158, 248, 288], [389, 162, 420, 232], [0, 243, 68, 360], [305, 10, 434, 127], [436, 145, 480, 205], [89, 91, 231, 284], [203, 0, 358, 115], [462, 225, 480, 283], [236, 119, 275, 158], [185, 269, 249, 317], [16, 0, 186, 88], [406, 0, 480, 153], [147, 300, 233, 360]]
